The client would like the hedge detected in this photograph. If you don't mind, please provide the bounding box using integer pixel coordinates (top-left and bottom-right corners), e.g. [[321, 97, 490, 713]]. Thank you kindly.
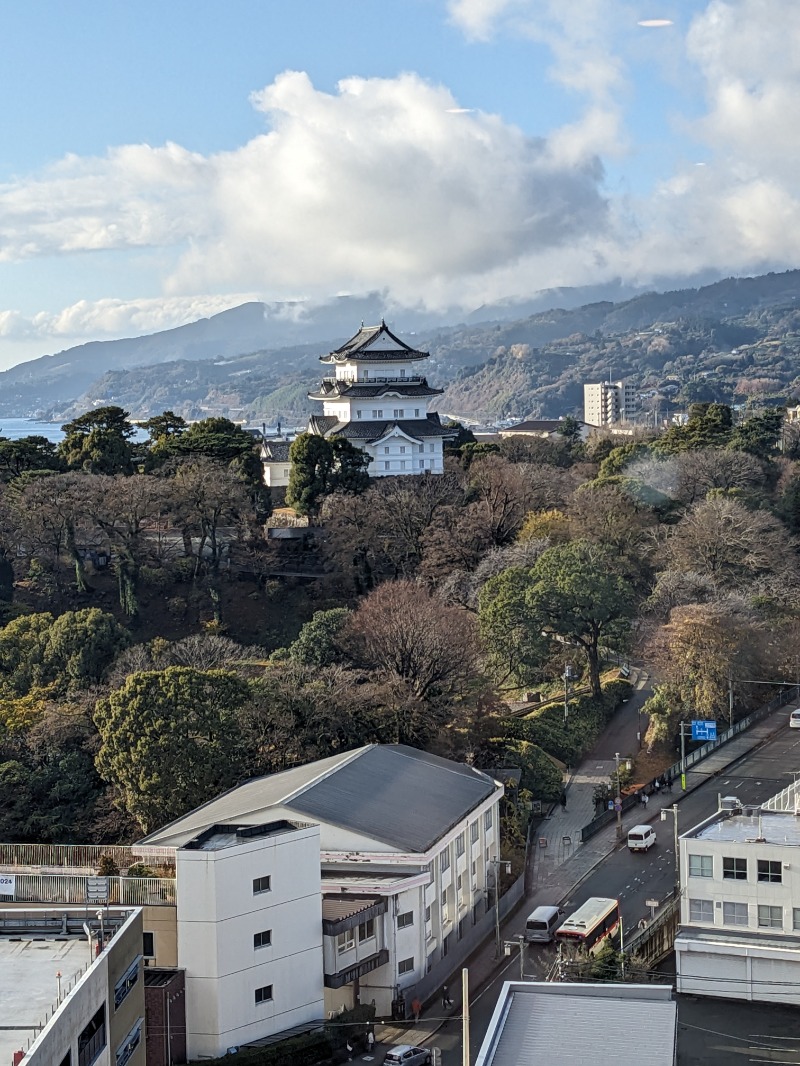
[[194, 1031, 332, 1066]]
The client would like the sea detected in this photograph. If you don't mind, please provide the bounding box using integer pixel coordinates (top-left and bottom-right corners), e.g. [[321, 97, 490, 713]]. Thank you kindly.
[[0, 418, 65, 442]]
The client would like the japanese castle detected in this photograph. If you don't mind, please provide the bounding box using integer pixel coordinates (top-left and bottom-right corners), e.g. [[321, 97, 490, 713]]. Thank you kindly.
[[306, 321, 452, 476]]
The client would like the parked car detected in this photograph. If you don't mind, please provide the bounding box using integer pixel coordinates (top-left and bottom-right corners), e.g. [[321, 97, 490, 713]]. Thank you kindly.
[[627, 825, 657, 852], [383, 1047, 432, 1066], [789, 709, 800, 729]]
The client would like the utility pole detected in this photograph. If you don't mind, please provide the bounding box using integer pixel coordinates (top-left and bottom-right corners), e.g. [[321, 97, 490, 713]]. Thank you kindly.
[[614, 752, 623, 842], [679, 722, 689, 791], [461, 968, 470, 1066], [729, 676, 734, 730]]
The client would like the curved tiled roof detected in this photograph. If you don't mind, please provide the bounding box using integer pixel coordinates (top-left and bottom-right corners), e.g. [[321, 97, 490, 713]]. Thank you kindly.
[[308, 412, 455, 444], [308, 379, 441, 401], [321, 322, 429, 363]]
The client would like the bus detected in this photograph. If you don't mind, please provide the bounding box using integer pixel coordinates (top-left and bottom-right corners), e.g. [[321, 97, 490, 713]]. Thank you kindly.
[[554, 897, 620, 954]]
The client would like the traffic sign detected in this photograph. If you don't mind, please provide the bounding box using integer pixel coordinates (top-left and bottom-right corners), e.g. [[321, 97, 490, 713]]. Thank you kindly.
[[646, 899, 660, 909], [86, 876, 109, 903], [692, 719, 717, 741]]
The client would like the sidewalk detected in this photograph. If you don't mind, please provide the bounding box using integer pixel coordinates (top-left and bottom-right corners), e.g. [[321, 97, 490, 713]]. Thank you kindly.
[[374, 678, 790, 1054]]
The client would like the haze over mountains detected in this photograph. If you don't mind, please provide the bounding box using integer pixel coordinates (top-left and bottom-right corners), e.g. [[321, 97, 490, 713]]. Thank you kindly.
[[3, 270, 800, 425]]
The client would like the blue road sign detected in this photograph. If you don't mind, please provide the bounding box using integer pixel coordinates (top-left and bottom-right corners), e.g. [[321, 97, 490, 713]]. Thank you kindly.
[[692, 719, 717, 741]]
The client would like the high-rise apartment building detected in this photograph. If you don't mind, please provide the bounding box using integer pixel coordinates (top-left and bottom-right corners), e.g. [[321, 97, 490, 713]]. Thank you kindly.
[[583, 380, 636, 427]]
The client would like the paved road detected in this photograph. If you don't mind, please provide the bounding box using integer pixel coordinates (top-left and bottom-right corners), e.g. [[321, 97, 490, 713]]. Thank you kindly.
[[562, 709, 800, 937]]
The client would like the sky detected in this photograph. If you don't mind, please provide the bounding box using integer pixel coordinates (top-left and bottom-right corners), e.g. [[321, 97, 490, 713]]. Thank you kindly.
[[0, 0, 798, 369]]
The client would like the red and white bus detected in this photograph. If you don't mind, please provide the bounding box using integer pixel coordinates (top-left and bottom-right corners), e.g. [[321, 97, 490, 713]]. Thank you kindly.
[[555, 897, 620, 954]]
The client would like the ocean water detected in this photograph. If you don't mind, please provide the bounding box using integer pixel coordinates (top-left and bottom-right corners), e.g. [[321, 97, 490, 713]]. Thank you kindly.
[[0, 418, 64, 442]]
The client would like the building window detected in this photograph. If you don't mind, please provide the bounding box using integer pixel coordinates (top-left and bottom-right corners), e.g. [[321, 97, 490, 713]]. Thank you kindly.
[[398, 957, 415, 976], [456, 834, 465, 858], [397, 911, 414, 929], [115, 1020, 142, 1066], [113, 958, 141, 1010], [441, 889, 449, 924], [689, 898, 713, 923], [384, 461, 390, 470], [440, 848, 450, 873], [254, 929, 272, 949], [393, 409, 405, 418], [400, 460, 406, 470], [426, 951, 435, 974], [758, 905, 783, 930], [253, 875, 271, 894], [384, 446, 390, 454], [722, 857, 747, 880], [758, 859, 782, 884], [356, 410, 362, 418], [78, 1005, 106, 1066], [484, 809, 493, 830], [255, 985, 273, 1004], [358, 918, 375, 942], [337, 931, 355, 954], [415, 409, 420, 417], [283, 468, 289, 477], [419, 460, 424, 469], [429, 443, 434, 452], [793, 908, 800, 931], [722, 902, 748, 927], [470, 821, 480, 844], [425, 905, 431, 923], [142, 932, 154, 958], [399, 446, 406, 454], [688, 854, 713, 878]]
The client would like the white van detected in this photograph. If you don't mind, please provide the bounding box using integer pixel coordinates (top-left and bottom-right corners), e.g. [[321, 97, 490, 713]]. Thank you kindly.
[[524, 905, 562, 943], [627, 825, 656, 852], [789, 709, 800, 729]]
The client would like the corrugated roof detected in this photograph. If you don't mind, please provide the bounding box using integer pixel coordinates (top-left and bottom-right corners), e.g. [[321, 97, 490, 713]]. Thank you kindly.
[[481, 985, 676, 1066], [141, 745, 498, 853], [287, 745, 497, 852], [321, 897, 380, 922]]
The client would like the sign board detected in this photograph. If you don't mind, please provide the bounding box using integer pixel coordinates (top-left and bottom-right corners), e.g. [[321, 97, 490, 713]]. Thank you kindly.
[[646, 899, 660, 909], [692, 719, 717, 741], [86, 876, 109, 903], [0, 875, 15, 897]]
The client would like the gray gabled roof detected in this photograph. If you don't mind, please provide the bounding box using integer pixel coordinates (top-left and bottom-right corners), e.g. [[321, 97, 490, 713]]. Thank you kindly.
[[321, 322, 429, 363], [140, 744, 499, 853], [307, 413, 455, 444]]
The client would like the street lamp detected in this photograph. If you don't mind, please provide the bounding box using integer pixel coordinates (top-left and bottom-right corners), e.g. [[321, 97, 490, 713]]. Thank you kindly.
[[489, 858, 512, 958], [503, 934, 526, 980], [660, 803, 680, 889], [614, 752, 623, 842]]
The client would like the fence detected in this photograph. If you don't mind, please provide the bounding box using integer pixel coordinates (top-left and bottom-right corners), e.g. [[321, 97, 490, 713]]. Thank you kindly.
[[0, 842, 176, 872], [581, 684, 800, 843], [624, 890, 681, 966], [4, 873, 176, 907]]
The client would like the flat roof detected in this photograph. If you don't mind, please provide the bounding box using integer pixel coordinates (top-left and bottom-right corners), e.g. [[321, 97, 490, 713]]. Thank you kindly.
[[0, 937, 88, 1063], [690, 810, 800, 846], [476, 982, 676, 1066]]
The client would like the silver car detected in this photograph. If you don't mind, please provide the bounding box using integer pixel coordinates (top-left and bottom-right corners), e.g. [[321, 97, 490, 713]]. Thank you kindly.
[[382, 1046, 432, 1066]]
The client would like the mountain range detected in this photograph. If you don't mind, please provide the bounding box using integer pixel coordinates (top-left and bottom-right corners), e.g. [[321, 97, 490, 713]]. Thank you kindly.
[[3, 270, 800, 425]]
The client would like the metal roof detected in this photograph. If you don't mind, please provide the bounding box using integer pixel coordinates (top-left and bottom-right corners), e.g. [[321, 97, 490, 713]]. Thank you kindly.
[[476, 983, 676, 1066], [140, 745, 499, 853]]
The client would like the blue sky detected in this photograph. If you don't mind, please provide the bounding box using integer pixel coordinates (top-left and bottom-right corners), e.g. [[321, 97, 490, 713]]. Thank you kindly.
[[1, 0, 798, 368]]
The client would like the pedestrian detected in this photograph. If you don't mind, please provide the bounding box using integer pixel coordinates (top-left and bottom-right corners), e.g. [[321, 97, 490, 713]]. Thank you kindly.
[[366, 1031, 375, 1053], [654, 777, 661, 793], [442, 985, 452, 1009], [666, 772, 673, 793], [642, 792, 649, 809], [639, 790, 646, 807], [411, 997, 422, 1023], [346, 1040, 353, 1062], [560, 789, 567, 812]]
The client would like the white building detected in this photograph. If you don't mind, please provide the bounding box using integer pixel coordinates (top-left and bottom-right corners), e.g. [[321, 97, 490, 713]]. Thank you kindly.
[[260, 440, 293, 488], [306, 322, 454, 477], [676, 788, 800, 1003], [142, 744, 504, 1019], [584, 380, 636, 427], [175, 820, 324, 1059]]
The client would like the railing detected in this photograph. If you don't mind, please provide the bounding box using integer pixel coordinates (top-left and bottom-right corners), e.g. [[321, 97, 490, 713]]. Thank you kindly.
[[762, 778, 800, 812], [625, 890, 681, 965], [581, 684, 800, 842], [7, 874, 176, 906], [0, 842, 176, 872], [321, 376, 426, 385]]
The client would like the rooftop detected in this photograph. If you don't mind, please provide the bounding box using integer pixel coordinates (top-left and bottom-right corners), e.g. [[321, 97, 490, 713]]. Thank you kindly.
[[475, 982, 676, 1066], [689, 809, 800, 846], [182, 819, 301, 852], [141, 744, 500, 854], [321, 322, 429, 364]]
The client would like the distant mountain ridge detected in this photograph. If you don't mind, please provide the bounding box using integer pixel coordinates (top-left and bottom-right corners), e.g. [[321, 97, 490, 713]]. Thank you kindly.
[[3, 269, 800, 422]]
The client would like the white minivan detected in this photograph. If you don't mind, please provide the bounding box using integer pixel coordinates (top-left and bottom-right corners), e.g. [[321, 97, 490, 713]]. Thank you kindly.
[[627, 825, 657, 852], [789, 709, 800, 729], [524, 905, 563, 943]]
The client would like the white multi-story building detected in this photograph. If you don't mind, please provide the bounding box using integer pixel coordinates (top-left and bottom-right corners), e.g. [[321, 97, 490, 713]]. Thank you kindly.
[[176, 820, 324, 1058], [583, 380, 636, 427], [306, 321, 453, 477], [142, 744, 504, 1019], [676, 788, 800, 1003]]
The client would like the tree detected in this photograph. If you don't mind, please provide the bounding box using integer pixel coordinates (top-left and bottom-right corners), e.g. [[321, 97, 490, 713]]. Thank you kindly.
[[287, 608, 352, 667], [0, 436, 63, 479], [59, 406, 135, 474], [345, 580, 478, 701], [168, 417, 263, 486], [287, 434, 369, 517], [94, 666, 249, 833], [13, 472, 99, 593], [673, 447, 765, 504], [729, 408, 784, 459], [478, 567, 551, 688], [141, 411, 187, 444], [480, 542, 636, 697]]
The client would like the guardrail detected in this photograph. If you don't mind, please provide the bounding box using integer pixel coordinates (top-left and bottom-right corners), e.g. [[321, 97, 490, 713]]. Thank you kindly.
[[580, 684, 800, 843], [4, 874, 176, 906], [0, 842, 176, 872], [625, 890, 680, 965]]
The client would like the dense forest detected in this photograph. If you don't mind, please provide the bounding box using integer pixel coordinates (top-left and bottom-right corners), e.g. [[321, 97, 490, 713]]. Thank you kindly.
[[1, 400, 800, 848]]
